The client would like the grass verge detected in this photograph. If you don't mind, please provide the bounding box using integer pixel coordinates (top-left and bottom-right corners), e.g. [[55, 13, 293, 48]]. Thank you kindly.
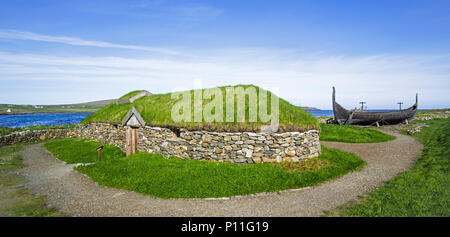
[[332, 118, 449, 216], [71, 145, 365, 198], [320, 124, 395, 143], [0, 143, 65, 216], [0, 143, 25, 171]]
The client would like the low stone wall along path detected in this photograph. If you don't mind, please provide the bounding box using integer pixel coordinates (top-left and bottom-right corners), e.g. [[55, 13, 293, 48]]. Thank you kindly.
[[17, 127, 422, 216]]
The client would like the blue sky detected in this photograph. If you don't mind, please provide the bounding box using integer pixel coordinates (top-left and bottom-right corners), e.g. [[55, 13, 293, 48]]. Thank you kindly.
[[0, 0, 449, 109]]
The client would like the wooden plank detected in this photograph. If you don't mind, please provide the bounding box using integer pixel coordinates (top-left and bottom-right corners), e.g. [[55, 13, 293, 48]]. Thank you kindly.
[[134, 128, 138, 154], [126, 127, 131, 156]]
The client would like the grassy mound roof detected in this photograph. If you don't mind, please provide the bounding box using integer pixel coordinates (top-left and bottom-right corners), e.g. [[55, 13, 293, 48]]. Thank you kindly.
[[118, 90, 146, 101], [82, 85, 319, 132]]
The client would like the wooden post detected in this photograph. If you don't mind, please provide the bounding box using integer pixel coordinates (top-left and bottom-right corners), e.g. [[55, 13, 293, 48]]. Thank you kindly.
[[96, 145, 104, 162]]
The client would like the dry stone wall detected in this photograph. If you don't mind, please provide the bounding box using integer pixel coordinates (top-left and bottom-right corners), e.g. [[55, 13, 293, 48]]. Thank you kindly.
[[0, 129, 78, 146], [0, 123, 321, 164]]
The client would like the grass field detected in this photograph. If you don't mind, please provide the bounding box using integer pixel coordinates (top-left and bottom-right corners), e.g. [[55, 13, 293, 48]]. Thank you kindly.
[[319, 124, 395, 143], [0, 143, 25, 171], [334, 118, 450, 216], [416, 108, 449, 118], [42, 137, 365, 198], [0, 143, 64, 216], [82, 85, 320, 132], [44, 138, 125, 164]]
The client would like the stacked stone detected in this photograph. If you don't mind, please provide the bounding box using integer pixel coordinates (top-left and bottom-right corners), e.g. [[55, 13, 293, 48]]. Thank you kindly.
[[0, 129, 77, 147], [77, 123, 127, 150], [137, 126, 320, 164]]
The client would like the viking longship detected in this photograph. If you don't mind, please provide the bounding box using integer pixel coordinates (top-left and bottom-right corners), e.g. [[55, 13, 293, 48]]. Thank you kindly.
[[332, 87, 418, 126]]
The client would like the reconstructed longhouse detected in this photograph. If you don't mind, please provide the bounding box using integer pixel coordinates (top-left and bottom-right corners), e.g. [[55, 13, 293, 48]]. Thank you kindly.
[[1, 85, 322, 164]]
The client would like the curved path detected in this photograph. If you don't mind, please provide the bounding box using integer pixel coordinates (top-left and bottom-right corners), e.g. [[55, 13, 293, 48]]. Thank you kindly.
[[18, 127, 422, 217]]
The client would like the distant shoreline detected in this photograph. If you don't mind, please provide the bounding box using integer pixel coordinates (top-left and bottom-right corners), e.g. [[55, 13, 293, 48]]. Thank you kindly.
[[0, 112, 93, 116]]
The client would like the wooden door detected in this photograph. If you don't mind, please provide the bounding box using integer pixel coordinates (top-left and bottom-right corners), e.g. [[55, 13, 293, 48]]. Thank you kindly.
[[126, 126, 139, 156]]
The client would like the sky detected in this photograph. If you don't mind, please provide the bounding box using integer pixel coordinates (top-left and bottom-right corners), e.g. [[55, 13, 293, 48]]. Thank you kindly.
[[0, 0, 449, 109]]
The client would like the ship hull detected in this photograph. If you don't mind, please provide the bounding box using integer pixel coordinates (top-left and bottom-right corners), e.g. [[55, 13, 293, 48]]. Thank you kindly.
[[332, 87, 418, 126]]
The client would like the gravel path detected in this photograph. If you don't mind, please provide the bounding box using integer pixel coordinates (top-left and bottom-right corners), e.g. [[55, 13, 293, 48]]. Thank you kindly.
[[18, 127, 422, 217]]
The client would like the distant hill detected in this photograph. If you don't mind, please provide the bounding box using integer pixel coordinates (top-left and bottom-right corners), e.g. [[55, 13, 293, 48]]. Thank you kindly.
[[59, 99, 118, 107], [0, 99, 117, 115], [82, 85, 320, 132], [298, 106, 319, 111]]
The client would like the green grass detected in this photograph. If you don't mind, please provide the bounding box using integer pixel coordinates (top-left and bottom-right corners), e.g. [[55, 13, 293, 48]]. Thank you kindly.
[[0, 124, 78, 137], [0, 174, 65, 217], [416, 108, 449, 118], [319, 124, 395, 143], [334, 118, 450, 216], [0, 127, 20, 136], [0, 143, 65, 216], [0, 143, 25, 171], [44, 138, 125, 164], [72, 145, 365, 198], [82, 85, 320, 132], [21, 124, 79, 131]]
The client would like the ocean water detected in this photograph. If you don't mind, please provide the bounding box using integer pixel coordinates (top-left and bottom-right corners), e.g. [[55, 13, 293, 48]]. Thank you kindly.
[[0, 113, 92, 128], [306, 110, 333, 117]]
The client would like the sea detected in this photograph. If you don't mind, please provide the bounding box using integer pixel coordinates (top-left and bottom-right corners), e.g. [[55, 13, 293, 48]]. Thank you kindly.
[[0, 113, 92, 128], [306, 110, 333, 117]]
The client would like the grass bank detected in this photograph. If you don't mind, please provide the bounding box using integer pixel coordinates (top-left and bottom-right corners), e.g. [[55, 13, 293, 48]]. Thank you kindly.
[[334, 118, 449, 216], [0, 143, 64, 216], [319, 124, 395, 143], [41, 137, 367, 198]]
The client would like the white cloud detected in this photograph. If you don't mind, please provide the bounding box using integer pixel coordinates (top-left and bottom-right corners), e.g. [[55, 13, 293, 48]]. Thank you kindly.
[[0, 30, 181, 55], [0, 31, 448, 108], [0, 49, 449, 108]]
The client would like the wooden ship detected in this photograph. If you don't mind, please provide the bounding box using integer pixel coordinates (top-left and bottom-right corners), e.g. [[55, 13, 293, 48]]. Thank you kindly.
[[332, 87, 418, 126]]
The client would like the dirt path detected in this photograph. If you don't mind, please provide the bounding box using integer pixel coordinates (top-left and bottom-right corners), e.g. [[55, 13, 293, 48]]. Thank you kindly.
[[18, 127, 422, 217]]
